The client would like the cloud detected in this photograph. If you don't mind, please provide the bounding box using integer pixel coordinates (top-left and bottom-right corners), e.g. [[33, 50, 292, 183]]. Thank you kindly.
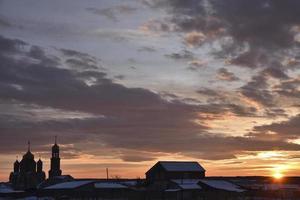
[[87, 7, 117, 21], [274, 76, 300, 99], [239, 72, 275, 108], [0, 16, 11, 28], [197, 88, 219, 97], [139, 19, 173, 34], [165, 49, 194, 61], [262, 66, 289, 80], [184, 31, 206, 47], [187, 59, 206, 71], [252, 114, 300, 140], [87, 5, 137, 22], [145, 0, 300, 70], [114, 75, 125, 80], [94, 28, 152, 42], [229, 49, 269, 69], [0, 35, 26, 55], [1, 35, 299, 162], [137, 46, 156, 53], [65, 58, 99, 71], [119, 150, 160, 162], [60, 48, 96, 61], [216, 68, 239, 81]]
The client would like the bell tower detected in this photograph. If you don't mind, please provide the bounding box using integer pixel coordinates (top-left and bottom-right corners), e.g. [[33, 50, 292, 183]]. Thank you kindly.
[[49, 136, 62, 178]]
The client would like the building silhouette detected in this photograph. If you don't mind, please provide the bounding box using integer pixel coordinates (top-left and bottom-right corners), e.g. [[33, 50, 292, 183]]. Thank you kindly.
[[9, 138, 62, 190], [146, 161, 205, 190], [48, 136, 62, 178], [146, 161, 205, 183], [9, 142, 46, 190]]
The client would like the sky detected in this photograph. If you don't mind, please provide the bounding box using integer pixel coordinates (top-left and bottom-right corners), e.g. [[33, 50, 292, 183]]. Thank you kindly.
[[0, 0, 300, 181]]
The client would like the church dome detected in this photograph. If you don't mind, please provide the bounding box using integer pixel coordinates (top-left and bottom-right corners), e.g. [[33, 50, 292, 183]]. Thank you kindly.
[[22, 141, 34, 160], [23, 150, 34, 160]]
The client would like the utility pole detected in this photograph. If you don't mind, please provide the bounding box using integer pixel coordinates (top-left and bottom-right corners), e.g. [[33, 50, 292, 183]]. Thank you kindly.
[[106, 168, 109, 180]]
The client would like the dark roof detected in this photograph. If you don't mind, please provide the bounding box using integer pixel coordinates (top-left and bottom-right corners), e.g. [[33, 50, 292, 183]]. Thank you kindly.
[[147, 161, 205, 174], [44, 180, 93, 190]]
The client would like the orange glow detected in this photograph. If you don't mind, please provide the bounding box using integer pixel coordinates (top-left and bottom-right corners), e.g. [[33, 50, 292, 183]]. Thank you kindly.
[[272, 165, 287, 181], [273, 172, 283, 180]]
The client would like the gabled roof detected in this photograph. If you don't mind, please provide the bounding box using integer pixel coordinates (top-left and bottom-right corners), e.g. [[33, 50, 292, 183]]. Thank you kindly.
[[147, 161, 205, 174], [199, 180, 245, 192], [44, 180, 93, 189]]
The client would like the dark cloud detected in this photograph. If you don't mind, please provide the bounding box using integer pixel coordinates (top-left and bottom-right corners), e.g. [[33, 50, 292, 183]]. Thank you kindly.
[[0, 35, 26, 55], [1, 35, 299, 162], [60, 48, 98, 65], [264, 108, 287, 118], [165, 49, 194, 60], [196, 88, 260, 116], [274, 76, 300, 99], [60, 48, 92, 58], [238, 64, 294, 111], [197, 88, 219, 96], [187, 59, 205, 71], [157, 0, 300, 47], [261, 66, 289, 80], [216, 68, 239, 81], [229, 49, 269, 69], [28, 46, 60, 67], [253, 114, 300, 140], [65, 58, 99, 71], [146, 0, 300, 70], [114, 75, 125, 80], [239, 72, 274, 107]]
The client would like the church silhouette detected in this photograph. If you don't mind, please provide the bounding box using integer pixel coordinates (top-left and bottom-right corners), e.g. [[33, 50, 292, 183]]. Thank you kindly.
[[9, 137, 62, 190]]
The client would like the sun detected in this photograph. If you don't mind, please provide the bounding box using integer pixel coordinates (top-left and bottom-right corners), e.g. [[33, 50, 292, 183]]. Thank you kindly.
[[271, 165, 288, 181], [273, 172, 283, 180]]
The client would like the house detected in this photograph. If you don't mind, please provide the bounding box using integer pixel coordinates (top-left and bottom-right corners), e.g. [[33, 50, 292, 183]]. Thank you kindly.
[[164, 179, 245, 200], [146, 161, 206, 184], [38, 179, 140, 199], [40, 180, 95, 199]]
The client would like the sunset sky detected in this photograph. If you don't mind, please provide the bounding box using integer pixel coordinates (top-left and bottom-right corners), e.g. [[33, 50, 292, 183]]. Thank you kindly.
[[0, 0, 300, 181]]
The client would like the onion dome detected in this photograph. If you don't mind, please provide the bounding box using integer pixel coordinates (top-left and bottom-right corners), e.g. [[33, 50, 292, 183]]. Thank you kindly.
[[23, 141, 34, 160], [23, 150, 34, 160], [37, 158, 43, 172], [14, 159, 20, 172]]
